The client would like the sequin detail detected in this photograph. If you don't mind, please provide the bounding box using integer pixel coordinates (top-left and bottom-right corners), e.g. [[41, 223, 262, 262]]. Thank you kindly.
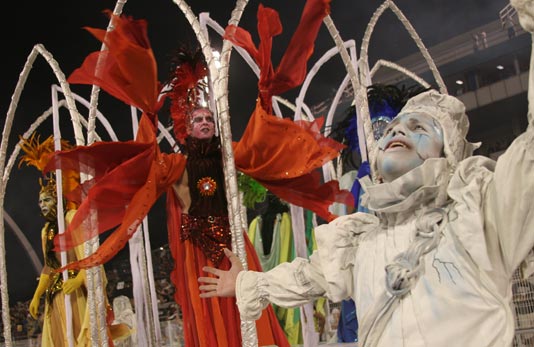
[[45, 270, 78, 308], [180, 214, 231, 265], [43, 221, 79, 307], [45, 222, 61, 270], [196, 176, 217, 196]]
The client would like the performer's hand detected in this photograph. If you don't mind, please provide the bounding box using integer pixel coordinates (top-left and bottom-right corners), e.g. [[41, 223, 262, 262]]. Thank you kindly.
[[63, 272, 85, 294], [198, 248, 243, 298], [29, 273, 50, 319], [29, 296, 40, 319]]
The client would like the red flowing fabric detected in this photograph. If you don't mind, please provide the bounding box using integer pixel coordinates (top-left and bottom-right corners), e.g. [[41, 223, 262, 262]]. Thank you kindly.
[[46, 116, 185, 270], [166, 192, 289, 347], [68, 10, 161, 114], [234, 101, 354, 221], [226, 0, 354, 221], [44, 12, 186, 270], [224, 0, 330, 112], [44, 11, 290, 347], [43, 6, 352, 347]]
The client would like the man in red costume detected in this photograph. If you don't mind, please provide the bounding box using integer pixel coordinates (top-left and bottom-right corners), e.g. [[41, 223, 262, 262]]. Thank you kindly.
[[166, 100, 289, 346], [45, 0, 353, 345]]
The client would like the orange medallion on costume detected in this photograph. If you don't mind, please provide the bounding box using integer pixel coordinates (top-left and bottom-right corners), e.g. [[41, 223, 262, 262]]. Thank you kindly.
[[196, 176, 217, 196]]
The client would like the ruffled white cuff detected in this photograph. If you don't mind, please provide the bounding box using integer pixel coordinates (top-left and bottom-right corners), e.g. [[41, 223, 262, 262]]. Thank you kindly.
[[236, 271, 270, 321]]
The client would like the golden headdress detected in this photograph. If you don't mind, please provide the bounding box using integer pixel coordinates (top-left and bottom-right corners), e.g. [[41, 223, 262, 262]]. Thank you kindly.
[[18, 133, 79, 209]]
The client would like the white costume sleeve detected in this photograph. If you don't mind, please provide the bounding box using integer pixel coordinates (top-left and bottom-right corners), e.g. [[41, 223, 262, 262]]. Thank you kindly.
[[236, 255, 328, 320], [448, 124, 534, 278], [235, 212, 377, 320], [486, 125, 534, 274]]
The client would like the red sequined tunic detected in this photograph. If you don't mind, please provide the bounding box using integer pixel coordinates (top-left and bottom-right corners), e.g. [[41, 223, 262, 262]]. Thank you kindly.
[[179, 137, 230, 265], [167, 136, 289, 347]]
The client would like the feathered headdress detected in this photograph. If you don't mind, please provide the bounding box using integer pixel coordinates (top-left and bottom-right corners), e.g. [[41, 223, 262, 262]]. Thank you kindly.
[[18, 133, 57, 172], [365, 84, 422, 142], [19, 133, 79, 209], [166, 47, 210, 144]]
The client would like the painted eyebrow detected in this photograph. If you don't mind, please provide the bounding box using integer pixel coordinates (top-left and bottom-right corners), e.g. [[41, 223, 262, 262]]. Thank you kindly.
[[409, 116, 437, 128], [383, 116, 431, 133], [193, 116, 213, 121], [408, 118, 424, 126]]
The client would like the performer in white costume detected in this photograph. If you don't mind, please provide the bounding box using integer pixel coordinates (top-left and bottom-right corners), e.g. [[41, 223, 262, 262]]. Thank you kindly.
[[199, 3, 534, 341]]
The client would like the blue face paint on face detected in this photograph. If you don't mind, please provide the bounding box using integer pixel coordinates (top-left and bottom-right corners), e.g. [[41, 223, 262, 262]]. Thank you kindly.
[[376, 113, 444, 182]]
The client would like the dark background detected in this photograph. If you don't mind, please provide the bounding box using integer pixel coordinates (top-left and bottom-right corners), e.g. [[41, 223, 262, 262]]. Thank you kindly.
[[1, 0, 509, 305]]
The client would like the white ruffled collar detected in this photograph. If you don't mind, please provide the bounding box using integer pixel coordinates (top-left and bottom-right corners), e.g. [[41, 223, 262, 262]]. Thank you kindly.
[[359, 158, 451, 218], [360, 156, 497, 272]]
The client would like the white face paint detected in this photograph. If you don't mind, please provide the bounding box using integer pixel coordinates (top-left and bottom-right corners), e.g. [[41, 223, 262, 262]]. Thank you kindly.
[[189, 108, 215, 140], [376, 112, 444, 182]]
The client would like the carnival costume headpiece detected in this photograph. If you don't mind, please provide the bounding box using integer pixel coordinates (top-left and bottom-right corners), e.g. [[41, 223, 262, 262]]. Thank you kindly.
[[365, 90, 481, 184], [395, 90, 479, 167], [19, 134, 57, 195], [367, 84, 430, 140], [19, 134, 79, 210], [341, 84, 429, 153], [167, 47, 211, 144]]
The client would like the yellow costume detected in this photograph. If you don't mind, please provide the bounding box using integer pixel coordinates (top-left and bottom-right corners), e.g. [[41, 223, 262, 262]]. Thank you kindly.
[[20, 134, 130, 346], [37, 210, 128, 346], [38, 210, 91, 347]]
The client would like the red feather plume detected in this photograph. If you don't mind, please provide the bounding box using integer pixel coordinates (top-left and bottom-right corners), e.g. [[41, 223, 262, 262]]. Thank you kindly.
[[167, 48, 209, 144]]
